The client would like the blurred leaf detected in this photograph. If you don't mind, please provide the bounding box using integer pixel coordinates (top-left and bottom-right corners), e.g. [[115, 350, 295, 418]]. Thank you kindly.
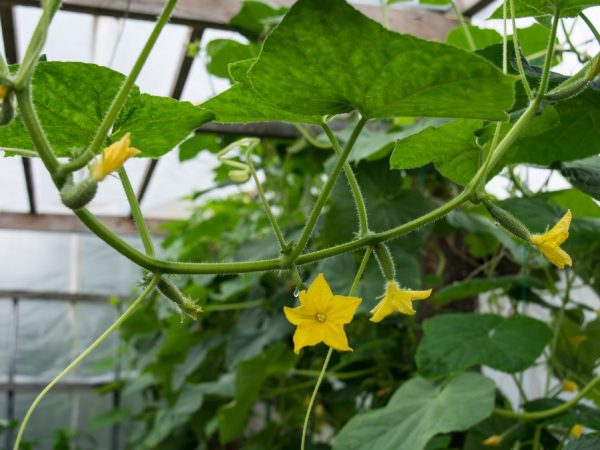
[[88, 409, 130, 431], [416, 313, 552, 377], [564, 435, 600, 449], [333, 373, 495, 450], [178, 133, 221, 161], [205, 39, 258, 79], [171, 333, 224, 390], [433, 276, 546, 305], [446, 25, 502, 51], [218, 344, 294, 443], [489, 0, 600, 17], [560, 156, 600, 201], [230, 0, 287, 37], [246, 0, 515, 120]]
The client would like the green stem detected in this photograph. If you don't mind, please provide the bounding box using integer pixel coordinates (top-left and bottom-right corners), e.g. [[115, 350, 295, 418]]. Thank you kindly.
[[537, 9, 561, 99], [118, 168, 155, 256], [60, 0, 179, 174], [532, 426, 542, 450], [14, 86, 59, 175], [294, 124, 331, 149], [13, 274, 160, 450], [322, 122, 370, 236], [495, 373, 600, 420], [300, 347, 332, 450], [580, 13, 600, 45], [510, 0, 534, 99], [14, 0, 61, 89], [246, 145, 287, 250], [450, 0, 476, 52], [300, 247, 371, 450], [289, 117, 367, 262], [503, 0, 508, 74]]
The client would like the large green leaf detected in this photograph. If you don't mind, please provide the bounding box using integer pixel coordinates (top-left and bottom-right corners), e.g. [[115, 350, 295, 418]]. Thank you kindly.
[[201, 59, 321, 124], [446, 25, 502, 51], [111, 94, 212, 158], [390, 119, 482, 185], [229, 0, 287, 38], [416, 313, 553, 377], [333, 373, 495, 450], [490, 0, 600, 17], [246, 0, 515, 120], [0, 62, 211, 158]]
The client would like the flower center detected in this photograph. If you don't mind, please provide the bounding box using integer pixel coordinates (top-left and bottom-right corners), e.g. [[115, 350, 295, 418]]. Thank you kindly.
[[315, 313, 326, 323]]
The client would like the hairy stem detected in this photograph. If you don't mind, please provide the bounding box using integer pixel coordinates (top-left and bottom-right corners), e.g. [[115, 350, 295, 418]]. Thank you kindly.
[[450, 0, 476, 52], [119, 167, 155, 256], [510, 0, 534, 99], [322, 122, 370, 236], [60, 0, 180, 173], [289, 117, 367, 261]]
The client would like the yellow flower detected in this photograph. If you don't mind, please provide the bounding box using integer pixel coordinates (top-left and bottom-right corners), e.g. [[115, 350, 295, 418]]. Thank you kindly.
[[0, 85, 8, 100], [369, 281, 431, 323], [90, 133, 141, 181], [530, 210, 572, 269], [568, 334, 588, 349], [562, 379, 579, 392], [283, 273, 361, 354], [570, 424, 584, 438], [482, 435, 503, 446]]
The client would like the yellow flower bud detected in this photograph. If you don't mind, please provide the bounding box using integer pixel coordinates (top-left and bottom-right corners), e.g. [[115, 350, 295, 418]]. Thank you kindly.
[[570, 424, 584, 439], [568, 334, 588, 349], [0, 85, 8, 100], [90, 133, 141, 181], [562, 379, 579, 392], [483, 435, 503, 446]]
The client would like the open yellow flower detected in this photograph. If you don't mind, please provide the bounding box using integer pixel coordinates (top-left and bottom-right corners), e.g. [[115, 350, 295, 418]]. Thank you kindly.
[[570, 424, 584, 438], [562, 379, 579, 392], [482, 435, 503, 446], [530, 210, 572, 269], [90, 133, 141, 181], [283, 273, 361, 354], [369, 281, 431, 323]]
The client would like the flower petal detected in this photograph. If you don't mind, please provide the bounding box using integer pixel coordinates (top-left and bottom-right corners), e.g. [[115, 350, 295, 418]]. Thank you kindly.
[[369, 297, 395, 323], [325, 295, 361, 324], [323, 322, 352, 352], [304, 273, 333, 311], [408, 289, 433, 301], [538, 244, 572, 269], [284, 305, 314, 326], [544, 210, 572, 245], [292, 321, 325, 354]]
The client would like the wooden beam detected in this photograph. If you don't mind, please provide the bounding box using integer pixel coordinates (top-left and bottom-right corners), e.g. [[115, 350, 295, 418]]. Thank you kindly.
[[0, 0, 457, 40], [0, 212, 169, 234]]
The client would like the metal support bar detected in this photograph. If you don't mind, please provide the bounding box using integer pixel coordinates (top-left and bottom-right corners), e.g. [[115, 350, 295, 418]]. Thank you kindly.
[[5, 298, 19, 450], [0, 6, 38, 214], [0, 289, 127, 302]]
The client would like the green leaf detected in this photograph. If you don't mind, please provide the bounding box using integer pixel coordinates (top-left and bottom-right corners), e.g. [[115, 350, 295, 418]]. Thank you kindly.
[[564, 435, 600, 449], [0, 61, 212, 158], [390, 119, 482, 185], [501, 90, 600, 168], [541, 189, 600, 218], [205, 39, 258, 79], [0, 61, 132, 155], [201, 59, 321, 124], [218, 344, 294, 443], [333, 373, 496, 450], [88, 408, 130, 431], [416, 313, 553, 377], [229, 0, 287, 37], [490, 0, 600, 18], [178, 133, 221, 161], [112, 94, 213, 158], [560, 156, 600, 201], [246, 0, 515, 120], [433, 276, 546, 305], [446, 25, 502, 51]]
